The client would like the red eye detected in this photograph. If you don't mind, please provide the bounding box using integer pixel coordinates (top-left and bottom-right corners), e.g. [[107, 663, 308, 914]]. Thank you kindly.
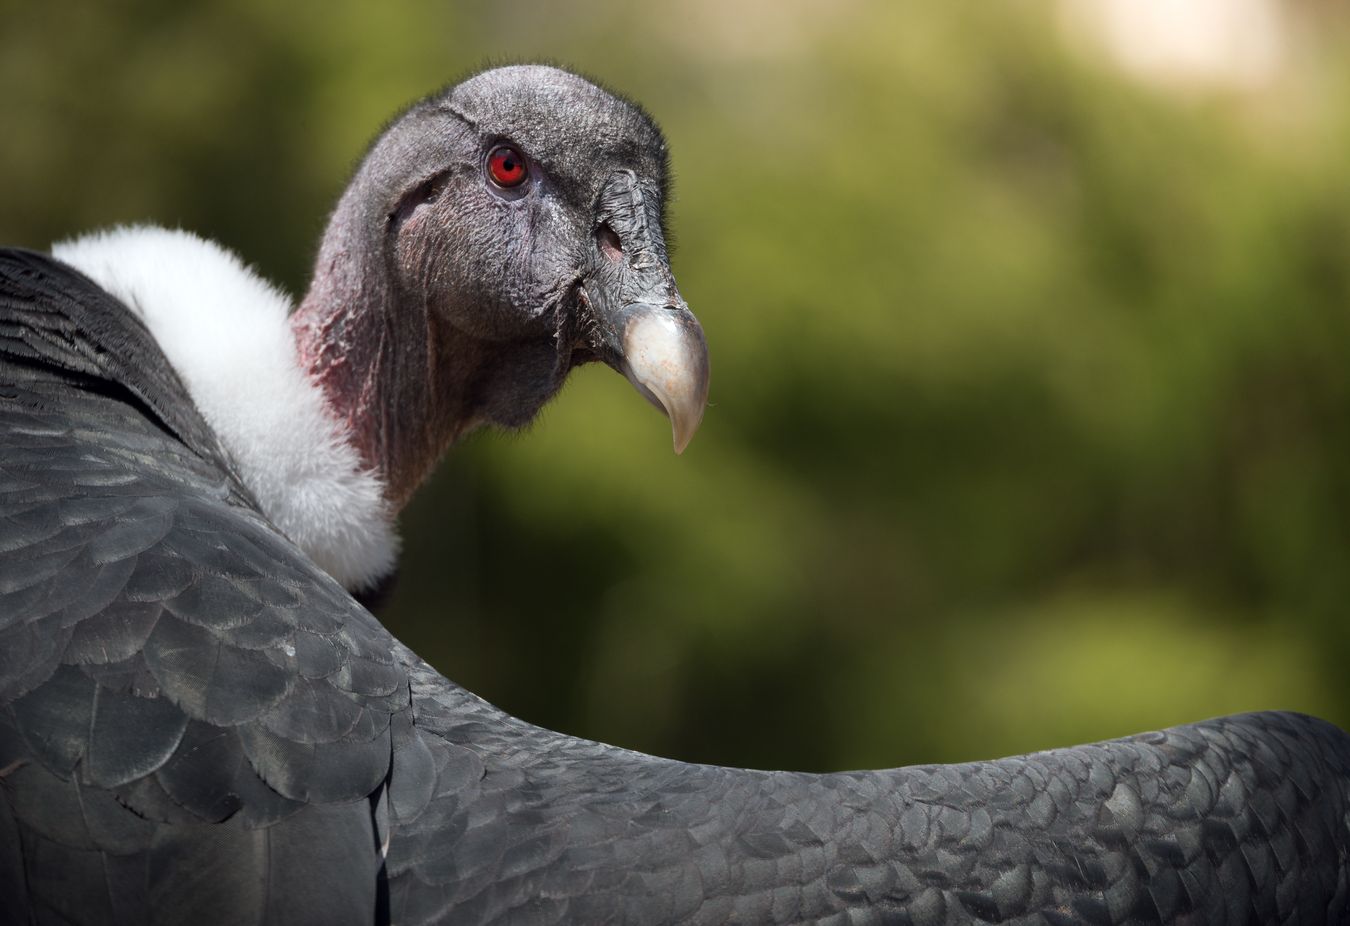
[[487, 145, 527, 188]]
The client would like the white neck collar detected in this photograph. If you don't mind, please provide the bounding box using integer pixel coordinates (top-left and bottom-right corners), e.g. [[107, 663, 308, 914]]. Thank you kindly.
[[54, 225, 399, 591]]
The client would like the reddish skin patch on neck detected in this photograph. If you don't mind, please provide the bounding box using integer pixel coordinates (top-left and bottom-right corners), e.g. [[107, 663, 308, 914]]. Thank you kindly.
[[291, 298, 379, 470], [291, 280, 480, 513]]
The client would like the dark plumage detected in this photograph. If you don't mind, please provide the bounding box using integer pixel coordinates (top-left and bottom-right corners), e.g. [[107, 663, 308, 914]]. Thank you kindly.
[[1, 66, 1349, 925]]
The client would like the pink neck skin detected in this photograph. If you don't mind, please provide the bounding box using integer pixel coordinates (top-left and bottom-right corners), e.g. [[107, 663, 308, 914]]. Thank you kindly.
[[289, 261, 477, 513]]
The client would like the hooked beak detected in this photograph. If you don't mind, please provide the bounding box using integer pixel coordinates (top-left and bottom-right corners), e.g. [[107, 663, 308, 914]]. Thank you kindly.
[[579, 170, 711, 453], [610, 300, 709, 454], [574, 287, 710, 454]]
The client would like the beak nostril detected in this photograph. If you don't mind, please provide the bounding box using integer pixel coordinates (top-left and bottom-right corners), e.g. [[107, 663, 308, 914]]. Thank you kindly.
[[596, 224, 623, 264]]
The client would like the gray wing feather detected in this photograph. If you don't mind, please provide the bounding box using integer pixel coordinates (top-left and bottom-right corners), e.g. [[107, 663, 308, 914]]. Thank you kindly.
[[0, 251, 400, 924], [385, 654, 1350, 925]]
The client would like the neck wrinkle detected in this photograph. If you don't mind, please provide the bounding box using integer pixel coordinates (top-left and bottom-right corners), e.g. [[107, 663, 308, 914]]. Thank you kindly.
[[292, 250, 472, 515], [292, 275, 392, 503]]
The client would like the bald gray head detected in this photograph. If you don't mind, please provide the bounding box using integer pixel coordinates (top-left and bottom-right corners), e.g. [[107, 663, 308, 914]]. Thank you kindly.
[[294, 65, 709, 507]]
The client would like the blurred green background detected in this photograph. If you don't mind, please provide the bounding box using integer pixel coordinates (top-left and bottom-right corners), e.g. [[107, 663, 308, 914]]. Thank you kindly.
[[4, 0, 1349, 771]]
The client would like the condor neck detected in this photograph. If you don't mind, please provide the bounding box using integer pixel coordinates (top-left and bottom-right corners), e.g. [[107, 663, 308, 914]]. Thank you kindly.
[[291, 204, 474, 511]]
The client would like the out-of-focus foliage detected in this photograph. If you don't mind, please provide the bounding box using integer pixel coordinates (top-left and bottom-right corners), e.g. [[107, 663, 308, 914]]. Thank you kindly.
[[4, 0, 1349, 770]]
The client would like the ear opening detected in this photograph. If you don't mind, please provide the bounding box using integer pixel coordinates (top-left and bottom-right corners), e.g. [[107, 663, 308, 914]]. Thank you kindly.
[[596, 223, 623, 263], [388, 171, 451, 234]]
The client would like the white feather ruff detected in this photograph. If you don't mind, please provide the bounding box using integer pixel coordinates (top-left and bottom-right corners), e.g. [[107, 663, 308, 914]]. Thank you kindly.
[[53, 226, 399, 591]]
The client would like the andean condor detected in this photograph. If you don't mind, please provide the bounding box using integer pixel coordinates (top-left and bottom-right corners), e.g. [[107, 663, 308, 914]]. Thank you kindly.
[[0, 65, 1347, 925]]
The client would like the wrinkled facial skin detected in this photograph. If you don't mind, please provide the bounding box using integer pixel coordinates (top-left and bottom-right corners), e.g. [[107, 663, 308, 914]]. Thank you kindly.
[[302, 64, 705, 496], [378, 66, 673, 427]]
